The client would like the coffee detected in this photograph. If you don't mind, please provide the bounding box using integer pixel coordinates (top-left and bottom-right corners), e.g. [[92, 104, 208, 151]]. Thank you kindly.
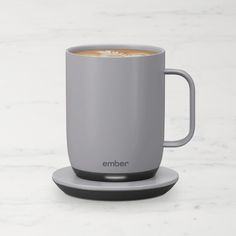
[[74, 48, 156, 57]]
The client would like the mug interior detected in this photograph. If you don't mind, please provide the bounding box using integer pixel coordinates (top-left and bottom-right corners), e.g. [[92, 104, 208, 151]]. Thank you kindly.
[[67, 44, 165, 57]]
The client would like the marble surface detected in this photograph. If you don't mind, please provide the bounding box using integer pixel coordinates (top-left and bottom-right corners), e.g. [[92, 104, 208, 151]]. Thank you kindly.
[[0, 0, 236, 235]]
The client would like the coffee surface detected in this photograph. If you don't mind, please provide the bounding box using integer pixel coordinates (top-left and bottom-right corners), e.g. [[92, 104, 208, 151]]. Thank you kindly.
[[74, 48, 156, 57]]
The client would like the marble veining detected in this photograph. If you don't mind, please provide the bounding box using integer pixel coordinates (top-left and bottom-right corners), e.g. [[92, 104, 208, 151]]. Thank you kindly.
[[0, 0, 235, 235]]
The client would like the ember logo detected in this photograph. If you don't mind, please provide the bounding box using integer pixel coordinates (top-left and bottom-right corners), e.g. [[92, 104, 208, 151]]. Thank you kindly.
[[102, 160, 129, 167]]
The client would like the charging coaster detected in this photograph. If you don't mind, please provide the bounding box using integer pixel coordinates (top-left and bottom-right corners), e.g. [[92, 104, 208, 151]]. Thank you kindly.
[[52, 166, 178, 201]]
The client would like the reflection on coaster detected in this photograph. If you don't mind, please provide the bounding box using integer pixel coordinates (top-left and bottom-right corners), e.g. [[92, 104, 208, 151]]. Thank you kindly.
[[52, 166, 178, 201]]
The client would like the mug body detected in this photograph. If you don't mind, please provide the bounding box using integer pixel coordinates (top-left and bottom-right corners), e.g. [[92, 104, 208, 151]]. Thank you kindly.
[[66, 45, 165, 181]]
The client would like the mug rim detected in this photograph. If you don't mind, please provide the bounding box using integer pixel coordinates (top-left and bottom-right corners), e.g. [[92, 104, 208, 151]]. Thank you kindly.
[[66, 44, 165, 58]]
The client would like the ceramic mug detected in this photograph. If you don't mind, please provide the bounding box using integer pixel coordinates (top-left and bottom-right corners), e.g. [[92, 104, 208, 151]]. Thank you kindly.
[[66, 45, 195, 182]]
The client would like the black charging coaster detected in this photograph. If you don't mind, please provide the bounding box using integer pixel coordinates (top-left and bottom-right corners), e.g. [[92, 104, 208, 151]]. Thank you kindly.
[[52, 166, 178, 201]]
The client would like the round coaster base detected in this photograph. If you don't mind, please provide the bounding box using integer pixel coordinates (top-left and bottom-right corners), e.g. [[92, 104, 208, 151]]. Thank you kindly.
[[52, 166, 178, 201]]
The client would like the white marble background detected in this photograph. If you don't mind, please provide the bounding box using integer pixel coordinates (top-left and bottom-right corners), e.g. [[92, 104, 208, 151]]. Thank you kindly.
[[0, 0, 236, 235]]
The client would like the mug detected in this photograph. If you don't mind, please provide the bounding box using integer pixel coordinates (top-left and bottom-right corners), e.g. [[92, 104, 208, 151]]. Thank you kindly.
[[66, 45, 195, 182]]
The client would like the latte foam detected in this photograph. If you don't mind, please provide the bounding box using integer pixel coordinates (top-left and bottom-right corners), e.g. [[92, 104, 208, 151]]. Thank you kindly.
[[74, 48, 156, 57]]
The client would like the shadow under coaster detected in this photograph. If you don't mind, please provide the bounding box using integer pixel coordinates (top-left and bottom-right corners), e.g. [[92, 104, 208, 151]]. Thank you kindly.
[[52, 166, 178, 201]]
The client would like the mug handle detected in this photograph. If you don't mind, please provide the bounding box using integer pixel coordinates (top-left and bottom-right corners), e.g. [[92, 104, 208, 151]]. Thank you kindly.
[[163, 69, 195, 147]]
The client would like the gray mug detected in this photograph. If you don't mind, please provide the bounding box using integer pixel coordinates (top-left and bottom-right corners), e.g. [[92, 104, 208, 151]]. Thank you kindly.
[[66, 45, 195, 182]]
